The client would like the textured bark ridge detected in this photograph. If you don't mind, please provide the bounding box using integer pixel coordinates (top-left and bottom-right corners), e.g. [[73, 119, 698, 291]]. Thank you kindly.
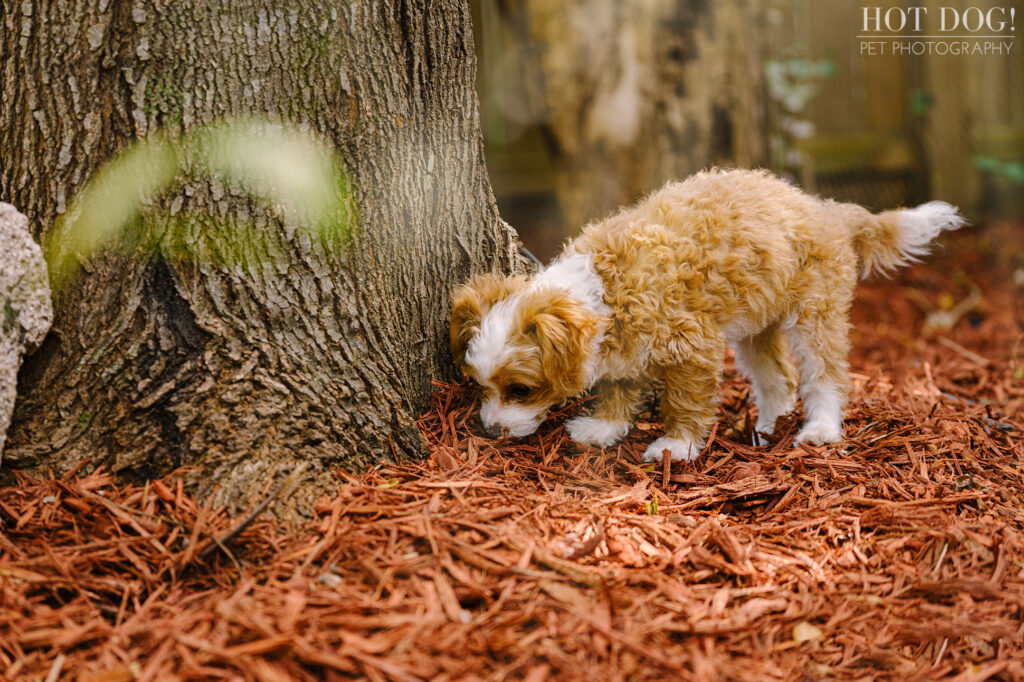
[[0, 2, 518, 506]]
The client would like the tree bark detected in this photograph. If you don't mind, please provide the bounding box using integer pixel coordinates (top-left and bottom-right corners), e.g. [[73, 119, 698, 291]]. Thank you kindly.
[[478, 0, 769, 235], [0, 1, 518, 506]]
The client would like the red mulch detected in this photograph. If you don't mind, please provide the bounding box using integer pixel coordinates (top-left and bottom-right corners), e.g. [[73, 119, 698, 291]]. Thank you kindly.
[[2, 225, 1023, 681]]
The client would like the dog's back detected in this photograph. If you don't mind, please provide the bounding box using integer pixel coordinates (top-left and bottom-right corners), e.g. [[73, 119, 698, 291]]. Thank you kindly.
[[570, 168, 963, 344], [570, 169, 856, 347]]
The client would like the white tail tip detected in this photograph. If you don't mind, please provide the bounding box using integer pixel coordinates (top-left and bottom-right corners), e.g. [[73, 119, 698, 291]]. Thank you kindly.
[[899, 201, 966, 259]]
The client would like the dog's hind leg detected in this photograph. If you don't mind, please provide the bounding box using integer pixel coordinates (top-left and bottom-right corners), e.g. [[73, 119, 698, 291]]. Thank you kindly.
[[787, 309, 852, 445], [566, 379, 644, 448], [734, 323, 799, 438]]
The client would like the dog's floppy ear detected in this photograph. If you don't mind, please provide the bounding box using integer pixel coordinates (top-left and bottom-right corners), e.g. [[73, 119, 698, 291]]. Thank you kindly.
[[450, 286, 484, 366], [516, 288, 600, 395], [449, 274, 525, 366]]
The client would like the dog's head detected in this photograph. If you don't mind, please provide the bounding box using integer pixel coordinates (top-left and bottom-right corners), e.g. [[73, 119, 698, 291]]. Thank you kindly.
[[450, 273, 601, 437]]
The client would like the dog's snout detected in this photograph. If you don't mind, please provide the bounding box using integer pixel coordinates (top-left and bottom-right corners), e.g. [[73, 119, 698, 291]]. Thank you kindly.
[[476, 412, 498, 438], [484, 424, 509, 438], [478, 397, 542, 439]]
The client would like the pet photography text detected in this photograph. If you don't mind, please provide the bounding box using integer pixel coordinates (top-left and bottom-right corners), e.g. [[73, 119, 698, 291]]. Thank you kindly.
[[859, 5, 1016, 55]]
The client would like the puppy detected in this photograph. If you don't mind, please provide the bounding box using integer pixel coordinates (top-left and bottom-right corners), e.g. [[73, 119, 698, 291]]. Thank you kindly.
[[450, 169, 964, 462]]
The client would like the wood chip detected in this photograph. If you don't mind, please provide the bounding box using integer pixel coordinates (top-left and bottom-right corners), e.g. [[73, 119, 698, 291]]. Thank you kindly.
[[2, 229, 1023, 679]]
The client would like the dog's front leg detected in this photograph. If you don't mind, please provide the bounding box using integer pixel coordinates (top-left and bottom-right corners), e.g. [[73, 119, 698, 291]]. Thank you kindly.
[[566, 379, 643, 448], [643, 357, 722, 462]]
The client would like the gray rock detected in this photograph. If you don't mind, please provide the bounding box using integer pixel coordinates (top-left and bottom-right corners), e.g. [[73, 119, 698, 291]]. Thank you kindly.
[[1, 203, 53, 463]]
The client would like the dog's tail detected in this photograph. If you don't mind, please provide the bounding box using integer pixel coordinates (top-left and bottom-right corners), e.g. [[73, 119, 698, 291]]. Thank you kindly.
[[850, 201, 966, 278]]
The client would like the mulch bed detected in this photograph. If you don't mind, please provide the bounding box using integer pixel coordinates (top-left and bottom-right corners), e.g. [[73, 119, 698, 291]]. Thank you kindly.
[[2, 225, 1023, 680]]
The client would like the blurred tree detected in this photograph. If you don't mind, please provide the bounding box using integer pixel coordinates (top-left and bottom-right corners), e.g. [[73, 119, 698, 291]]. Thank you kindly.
[[0, 1, 518, 506], [477, 0, 769, 251]]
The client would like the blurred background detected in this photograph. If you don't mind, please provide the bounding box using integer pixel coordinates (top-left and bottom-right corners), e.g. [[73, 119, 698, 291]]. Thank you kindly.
[[472, 0, 1024, 261]]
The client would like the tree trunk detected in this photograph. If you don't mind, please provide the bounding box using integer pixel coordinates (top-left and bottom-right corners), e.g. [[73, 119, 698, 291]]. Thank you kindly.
[[478, 0, 769, 240], [0, 1, 518, 506]]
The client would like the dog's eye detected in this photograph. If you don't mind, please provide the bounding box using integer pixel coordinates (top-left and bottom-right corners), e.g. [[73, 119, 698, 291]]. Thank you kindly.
[[506, 384, 533, 400]]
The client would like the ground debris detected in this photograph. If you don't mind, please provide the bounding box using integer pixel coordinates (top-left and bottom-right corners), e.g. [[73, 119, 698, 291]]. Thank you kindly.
[[2, 227, 1023, 679]]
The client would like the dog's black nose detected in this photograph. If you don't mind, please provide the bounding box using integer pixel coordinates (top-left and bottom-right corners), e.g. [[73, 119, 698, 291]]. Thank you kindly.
[[485, 424, 505, 438]]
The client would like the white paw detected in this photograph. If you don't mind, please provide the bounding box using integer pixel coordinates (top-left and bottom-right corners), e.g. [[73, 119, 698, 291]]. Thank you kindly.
[[642, 436, 705, 463], [754, 393, 796, 435], [795, 420, 843, 445], [754, 416, 778, 435], [566, 416, 630, 447]]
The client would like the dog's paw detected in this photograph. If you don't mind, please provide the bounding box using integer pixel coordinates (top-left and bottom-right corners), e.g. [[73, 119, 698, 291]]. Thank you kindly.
[[794, 420, 843, 445], [754, 417, 777, 437], [566, 416, 630, 448], [642, 436, 705, 463], [754, 393, 796, 435]]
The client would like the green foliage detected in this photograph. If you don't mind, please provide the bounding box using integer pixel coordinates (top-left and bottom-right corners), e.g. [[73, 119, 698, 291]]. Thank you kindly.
[[974, 156, 1024, 185], [909, 89, 935, 116], [46, 119, 355, 284], [764, 58, 836, 113], [763, 57, 836, 172]]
